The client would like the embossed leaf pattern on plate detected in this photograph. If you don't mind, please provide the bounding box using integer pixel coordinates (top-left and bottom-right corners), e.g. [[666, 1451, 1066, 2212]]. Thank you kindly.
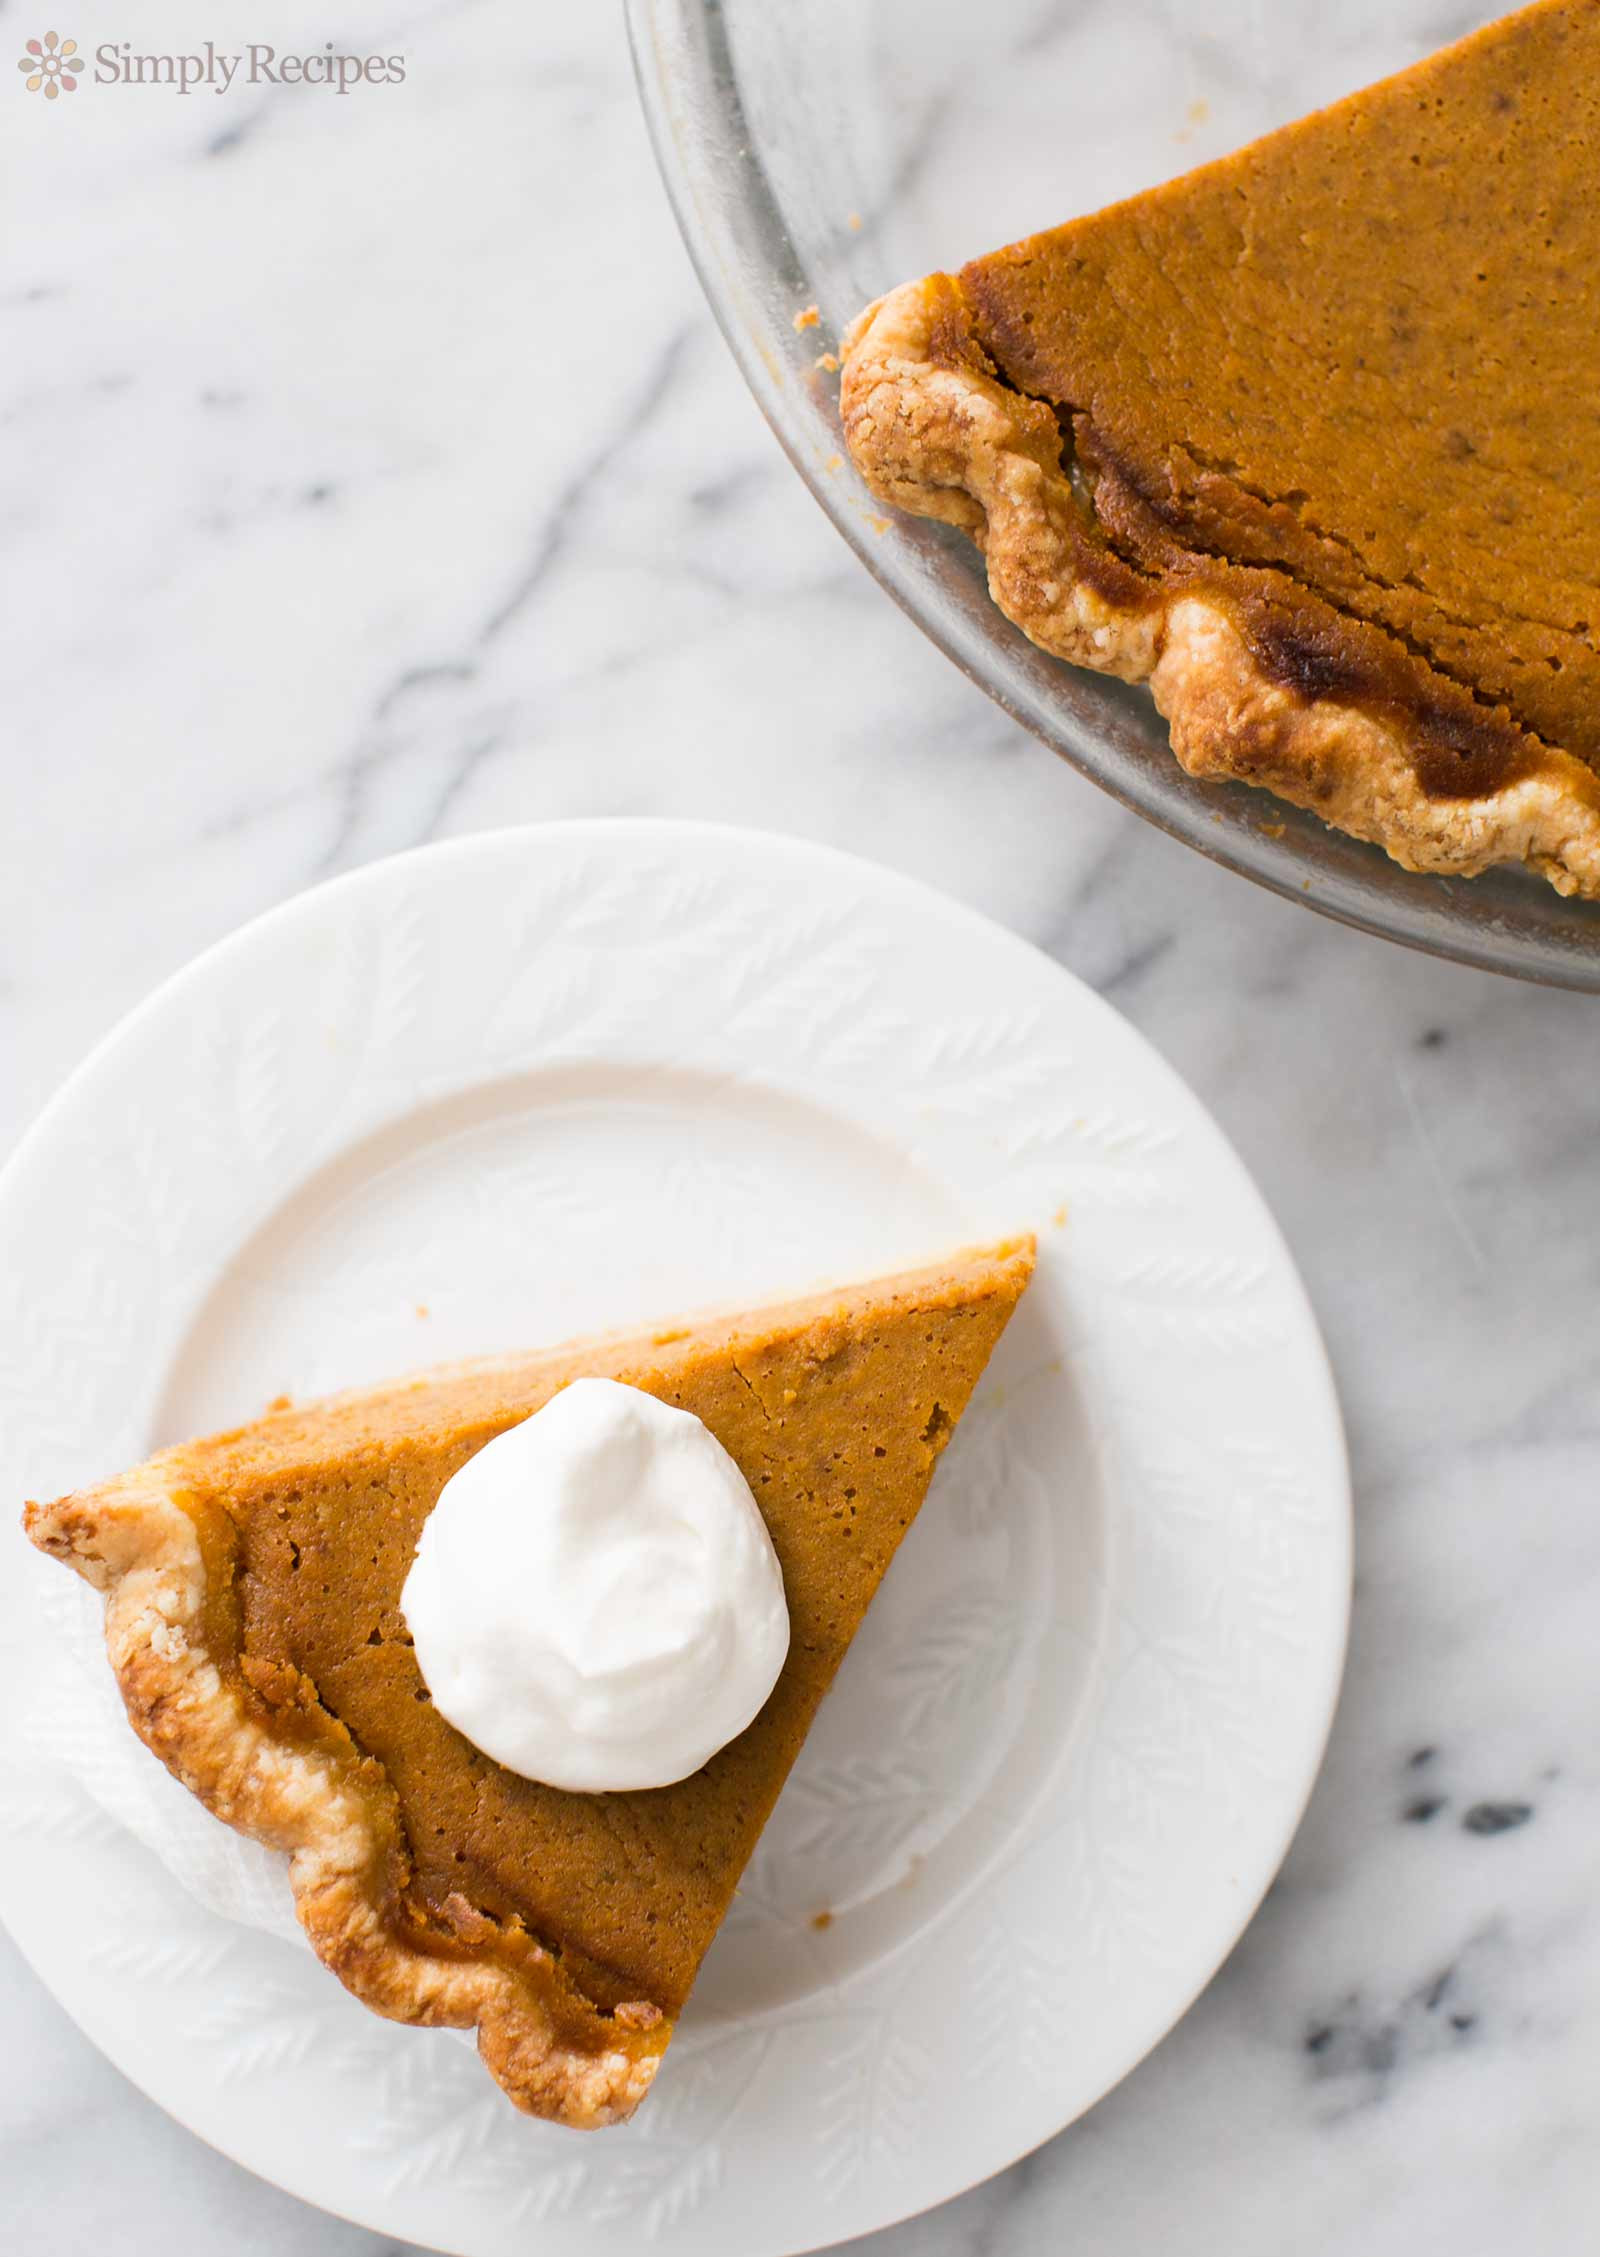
[[0, 825, 1348, 2256]]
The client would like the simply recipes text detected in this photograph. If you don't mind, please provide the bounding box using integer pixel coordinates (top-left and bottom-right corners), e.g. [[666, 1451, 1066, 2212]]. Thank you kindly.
[[92, 41, 405, 94]]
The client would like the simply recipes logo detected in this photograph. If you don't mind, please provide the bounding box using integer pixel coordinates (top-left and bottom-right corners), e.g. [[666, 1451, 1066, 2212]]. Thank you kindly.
[[17, 30, 406, 103], [17, 30, 83, 96]]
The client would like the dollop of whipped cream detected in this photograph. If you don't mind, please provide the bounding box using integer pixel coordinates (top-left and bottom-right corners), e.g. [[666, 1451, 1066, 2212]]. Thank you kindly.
[[401, 1377, 790, 1793]]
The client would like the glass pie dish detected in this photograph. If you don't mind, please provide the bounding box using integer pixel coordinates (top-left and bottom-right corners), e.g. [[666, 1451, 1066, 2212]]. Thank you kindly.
[[627, 0, 1600, 992]]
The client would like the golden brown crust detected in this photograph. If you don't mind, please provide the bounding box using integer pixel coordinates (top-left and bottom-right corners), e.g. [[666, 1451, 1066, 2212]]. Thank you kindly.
[[23, 1474, 666, 2130], [841, 276, 1600, 897]]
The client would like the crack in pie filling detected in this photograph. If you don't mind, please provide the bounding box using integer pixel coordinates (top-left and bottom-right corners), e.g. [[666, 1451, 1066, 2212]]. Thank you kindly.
[[841, 0, 1600, 896], [23, 1240, 1034, 2128]]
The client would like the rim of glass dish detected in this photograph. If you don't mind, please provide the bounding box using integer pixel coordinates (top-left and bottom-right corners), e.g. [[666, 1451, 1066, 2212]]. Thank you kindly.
[[626, 0, 1600, 993]]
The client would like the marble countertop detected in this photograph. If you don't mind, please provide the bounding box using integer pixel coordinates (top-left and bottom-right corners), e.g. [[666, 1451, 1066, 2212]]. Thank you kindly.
[[5, 3, 1597, 2251]]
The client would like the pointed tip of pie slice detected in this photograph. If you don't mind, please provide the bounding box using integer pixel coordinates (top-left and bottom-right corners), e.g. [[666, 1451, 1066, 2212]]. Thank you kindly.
[[21, 1233, 1040, 2128], [693, 1231, 1037, 1361]]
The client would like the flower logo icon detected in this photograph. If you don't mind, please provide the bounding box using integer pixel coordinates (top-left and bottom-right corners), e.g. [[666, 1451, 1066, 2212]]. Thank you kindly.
[[18, 30, 82, 98]]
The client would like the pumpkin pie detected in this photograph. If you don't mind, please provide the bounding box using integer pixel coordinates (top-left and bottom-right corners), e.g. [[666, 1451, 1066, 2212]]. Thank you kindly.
[[23, 1239, 1034, 2128], [842, 0, 1600, 895]]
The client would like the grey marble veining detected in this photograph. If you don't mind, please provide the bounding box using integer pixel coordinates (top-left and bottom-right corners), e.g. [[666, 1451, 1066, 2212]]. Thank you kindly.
[[4, 1, 1599, 2252]]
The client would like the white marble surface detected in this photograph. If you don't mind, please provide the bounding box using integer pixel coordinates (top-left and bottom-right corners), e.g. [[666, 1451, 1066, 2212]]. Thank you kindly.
[[5, 1, 1599, 2251]]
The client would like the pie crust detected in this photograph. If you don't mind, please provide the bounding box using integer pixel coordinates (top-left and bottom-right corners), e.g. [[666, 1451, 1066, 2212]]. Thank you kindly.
[[842, 275, 1600, 898], [29, 1454, 668, 2126]]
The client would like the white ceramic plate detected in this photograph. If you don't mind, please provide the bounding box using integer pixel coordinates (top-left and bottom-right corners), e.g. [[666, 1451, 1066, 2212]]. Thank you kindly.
[[0, 822, 1348, 2255]]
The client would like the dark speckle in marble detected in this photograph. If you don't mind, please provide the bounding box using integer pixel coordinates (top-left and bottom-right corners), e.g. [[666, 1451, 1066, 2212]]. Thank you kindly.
[[1462, 1801, 1534, 1836], [1404, 1795, 1447, 1823], [1303, 1952, 1482, 2102]]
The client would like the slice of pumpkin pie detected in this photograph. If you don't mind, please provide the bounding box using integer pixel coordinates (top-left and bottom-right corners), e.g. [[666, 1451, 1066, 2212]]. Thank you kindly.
[[842, 0, 1600, 895], [23, 1239, 1034, 2127]]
